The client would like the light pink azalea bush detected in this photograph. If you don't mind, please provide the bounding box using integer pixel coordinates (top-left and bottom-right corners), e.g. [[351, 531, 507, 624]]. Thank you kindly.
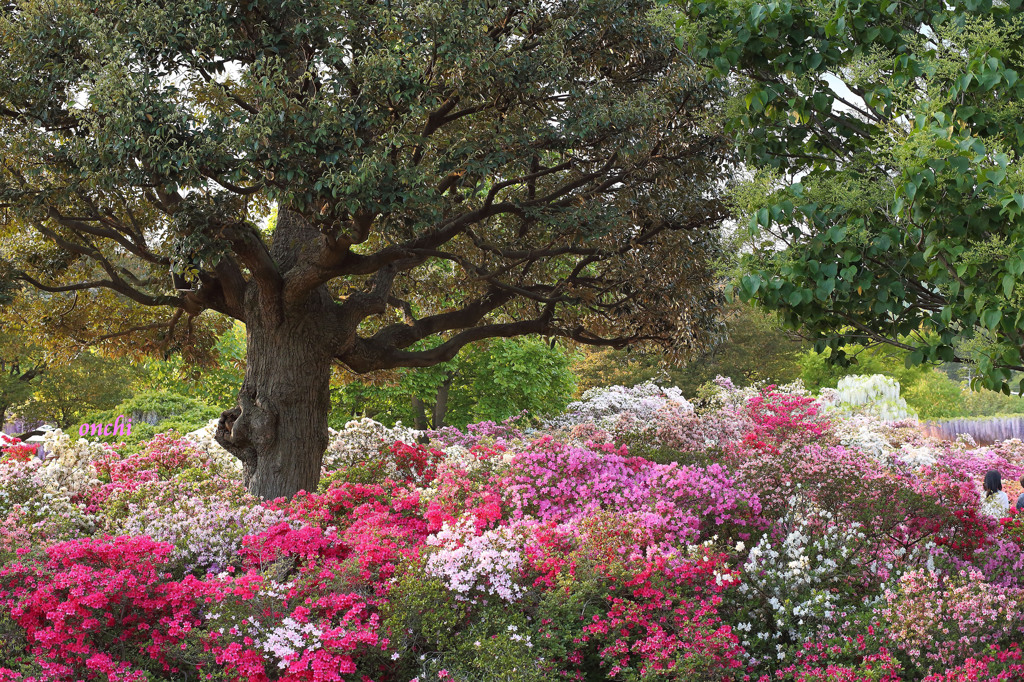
[[0, 381, 1023, 681]]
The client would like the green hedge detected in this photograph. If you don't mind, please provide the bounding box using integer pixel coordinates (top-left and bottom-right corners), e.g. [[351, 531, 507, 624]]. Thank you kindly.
[[80, 390, 219, 451]]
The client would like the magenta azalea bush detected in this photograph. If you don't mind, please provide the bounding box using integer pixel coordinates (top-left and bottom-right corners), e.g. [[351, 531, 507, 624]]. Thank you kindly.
[[1, 381, 1024, 681]]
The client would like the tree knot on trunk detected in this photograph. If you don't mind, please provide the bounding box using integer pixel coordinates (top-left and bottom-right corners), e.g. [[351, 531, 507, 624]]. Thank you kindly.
[[215, 405, 258, 465]]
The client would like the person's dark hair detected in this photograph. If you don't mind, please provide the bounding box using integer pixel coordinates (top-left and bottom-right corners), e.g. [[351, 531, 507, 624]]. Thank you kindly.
[[984, 469, 1003, 497]]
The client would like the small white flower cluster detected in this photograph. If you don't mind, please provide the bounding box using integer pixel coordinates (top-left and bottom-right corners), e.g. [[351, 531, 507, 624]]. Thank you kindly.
[[207, 601, 323, 668], [0, 459, 91, 530], [897, 444, 938, 469], [322, 417, 423, 473], [736, 517, 875, 656], [702, 377, 812, 412], [424, 518, 526, 603], [184, 419, 243, 477], [546, 381, 693, 429], [37, 429, 105, 498], [831, 413, 895, 461]]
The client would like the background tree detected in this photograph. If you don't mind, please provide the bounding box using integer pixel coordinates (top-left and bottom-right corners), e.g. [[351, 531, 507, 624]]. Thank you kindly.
[[681, 0, 1024, 393], [573, 303, 804, 394], [19, 352, 133, 428], [0, 0, 731, 498], [331, 336, 577, 429], [0, 334, 43, 431]]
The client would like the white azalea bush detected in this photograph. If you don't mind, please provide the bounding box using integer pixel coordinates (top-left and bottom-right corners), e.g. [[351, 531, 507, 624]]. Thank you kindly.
[[322, 417, 423, 472], [37, 429, 107, 498], [184, 419, 243, 477], [546, 381, 693, 430]]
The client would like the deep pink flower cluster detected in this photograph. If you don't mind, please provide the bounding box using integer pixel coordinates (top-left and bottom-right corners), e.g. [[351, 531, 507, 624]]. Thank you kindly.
[[735, 387, 831, 457], [504, 436, 762, 546], [0, 535, 215, 680], [578, 555, 744, 678]]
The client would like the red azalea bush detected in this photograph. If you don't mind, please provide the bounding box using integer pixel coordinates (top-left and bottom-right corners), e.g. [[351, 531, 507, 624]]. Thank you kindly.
[[0, 535, 214, 680], [0, 442, 34, 465], [919, 643, 1024, 682]]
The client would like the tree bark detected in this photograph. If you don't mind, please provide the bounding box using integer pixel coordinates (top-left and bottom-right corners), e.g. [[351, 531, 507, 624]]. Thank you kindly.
[[432, 373, 454, 429], [410, 396, 429, 431], [215, 282, 335, 500]]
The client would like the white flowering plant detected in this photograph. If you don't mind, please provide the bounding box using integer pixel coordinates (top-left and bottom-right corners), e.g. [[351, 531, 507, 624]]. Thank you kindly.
[[322, 417, 423, 474], [545, 381, 693, 431], [184, 419, 243, 477], [823, 374, 917, 423], [729, 518, 880, 668]]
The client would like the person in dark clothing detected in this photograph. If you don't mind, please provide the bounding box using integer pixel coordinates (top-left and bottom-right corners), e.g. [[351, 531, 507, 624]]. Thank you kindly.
[[1017, 474, 1024, 512]]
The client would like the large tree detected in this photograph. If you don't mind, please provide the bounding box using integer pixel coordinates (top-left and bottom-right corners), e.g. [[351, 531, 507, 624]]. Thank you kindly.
[[681, 0, 1024, 393], [0, 0, 730, 498]]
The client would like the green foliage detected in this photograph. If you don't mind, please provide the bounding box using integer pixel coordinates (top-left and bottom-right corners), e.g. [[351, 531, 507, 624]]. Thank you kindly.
[[903, 370, 967, 420], [136, 322, 245, 409], [0, 365, 38, 424], [666, 303, 805, 394], [0, 322, 44, 424], [799, 345, 969, 418], [20, 352, 135, 428], [382, 570, 545, 682], [799, 345, 928, 392], [682, 0, 1024, 393], [798, 344, 1024, 419], [1, 0, 731, 375], [330, 337, 576, 429], [88, 390, 219, 447], [961, 385, 1024, 417], [574, 303, 805, 396]]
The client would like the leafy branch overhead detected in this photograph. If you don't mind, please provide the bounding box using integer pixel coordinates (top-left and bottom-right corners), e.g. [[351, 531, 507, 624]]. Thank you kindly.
[[681, 0, 1024, 393], [0, 0, 731, 373]]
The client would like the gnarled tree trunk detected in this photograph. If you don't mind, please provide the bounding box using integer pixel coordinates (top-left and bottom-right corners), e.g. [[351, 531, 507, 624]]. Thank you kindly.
[[215, 212, 337, 500], [217, 296, 333, 499]]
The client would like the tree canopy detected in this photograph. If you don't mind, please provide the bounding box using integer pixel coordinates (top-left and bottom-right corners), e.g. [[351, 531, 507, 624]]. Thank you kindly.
[[1, 0, 729, 364], [681, 0, 1024, 394], [1, 0, 733, 497]]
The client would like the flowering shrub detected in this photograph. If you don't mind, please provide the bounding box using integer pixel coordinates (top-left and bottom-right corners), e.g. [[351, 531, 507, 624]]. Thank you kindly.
[[879, 567, 1024, 675], [0, 536, 212, 680], [826, 374, 917, 422], [183, 418, 242, 477], [117, 495, 287, 575], [427, 414, 528, 450], [424, 519, 527, 603], [505, 437, 762, 547], [0, 441, 34, 465], [322, 417, 422, 473], [919, 643, 1024, 681], [2, 380, 1024, 680], [738, 387, 831, 456], [546, 381, 693, 430]]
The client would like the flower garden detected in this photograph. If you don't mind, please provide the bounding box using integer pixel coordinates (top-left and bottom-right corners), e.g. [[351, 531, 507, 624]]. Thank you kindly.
[[2, 378, 1024, 682]]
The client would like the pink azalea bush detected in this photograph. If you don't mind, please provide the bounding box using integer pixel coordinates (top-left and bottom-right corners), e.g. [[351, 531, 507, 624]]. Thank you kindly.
[[1, 381, 1024, 681]]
